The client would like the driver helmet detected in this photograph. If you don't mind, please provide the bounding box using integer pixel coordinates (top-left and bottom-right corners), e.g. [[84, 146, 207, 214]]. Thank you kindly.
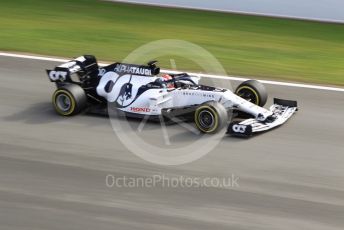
[[161, 74, 174, 88]]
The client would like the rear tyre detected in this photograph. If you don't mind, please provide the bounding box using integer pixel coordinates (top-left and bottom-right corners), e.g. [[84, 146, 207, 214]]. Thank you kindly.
[[235, 80, 268, 107], [194, 101, 228, 134], [52, 84, 87, 116]]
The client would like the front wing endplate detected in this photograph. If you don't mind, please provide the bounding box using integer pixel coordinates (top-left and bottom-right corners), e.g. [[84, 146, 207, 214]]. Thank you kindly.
[[227, 98, 298, 137]]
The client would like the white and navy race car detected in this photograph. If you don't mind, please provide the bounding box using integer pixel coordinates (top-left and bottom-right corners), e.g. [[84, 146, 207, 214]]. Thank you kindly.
[[46, 55, 297, 137]]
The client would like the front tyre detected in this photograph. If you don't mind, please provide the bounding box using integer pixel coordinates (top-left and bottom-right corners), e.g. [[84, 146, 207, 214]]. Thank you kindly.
[[194, 101, 227, 134], [235, 80, 268, 107], [52, 84, 87, 116]]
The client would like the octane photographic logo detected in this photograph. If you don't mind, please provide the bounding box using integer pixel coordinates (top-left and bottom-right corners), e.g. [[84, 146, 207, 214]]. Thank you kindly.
[[108, 39, 232, 165]]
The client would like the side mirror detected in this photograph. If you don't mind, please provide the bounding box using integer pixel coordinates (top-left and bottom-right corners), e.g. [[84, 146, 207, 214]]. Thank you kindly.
[[147, 60, 158, 66], [152, 67, 160, 75], [147, 60, 159, 75]]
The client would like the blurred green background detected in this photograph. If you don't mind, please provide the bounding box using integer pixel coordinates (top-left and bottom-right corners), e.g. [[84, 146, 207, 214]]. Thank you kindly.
[[1, 0, 344, 85]]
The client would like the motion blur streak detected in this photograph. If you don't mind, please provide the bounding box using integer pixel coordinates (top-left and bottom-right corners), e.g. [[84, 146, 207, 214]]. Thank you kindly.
[[0, 56, 343, 229], [109, 0, 344, 23], [1, 52, 343, 92]]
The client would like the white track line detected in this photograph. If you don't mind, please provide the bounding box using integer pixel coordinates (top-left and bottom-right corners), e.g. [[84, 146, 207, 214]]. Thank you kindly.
[[0, 52, 71, 63], [1, 52, 343, 92]]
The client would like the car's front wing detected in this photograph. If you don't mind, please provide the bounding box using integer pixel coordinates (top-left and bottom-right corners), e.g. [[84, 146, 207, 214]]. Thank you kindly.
[[227, 98, 298, 137]]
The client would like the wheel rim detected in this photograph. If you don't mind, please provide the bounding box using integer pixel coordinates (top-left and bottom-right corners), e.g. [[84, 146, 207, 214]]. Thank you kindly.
[[56, 94, 72, 112], [237, 88, 258, 105], [198, 110, 215, 129]]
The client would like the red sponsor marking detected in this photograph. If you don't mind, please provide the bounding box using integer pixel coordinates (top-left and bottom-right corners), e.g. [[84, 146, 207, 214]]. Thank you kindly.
[[130, 107, 151, 113]]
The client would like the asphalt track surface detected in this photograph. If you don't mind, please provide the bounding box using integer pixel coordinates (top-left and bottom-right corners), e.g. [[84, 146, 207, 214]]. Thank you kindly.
[[0, 56, 344, 230]]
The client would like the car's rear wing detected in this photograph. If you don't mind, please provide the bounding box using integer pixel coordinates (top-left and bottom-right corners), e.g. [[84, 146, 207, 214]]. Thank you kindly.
[[47, 55, 161, 84], [46, 55, 99, 83]]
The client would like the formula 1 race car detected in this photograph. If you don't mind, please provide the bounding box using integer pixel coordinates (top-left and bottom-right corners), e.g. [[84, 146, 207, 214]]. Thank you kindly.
[[46, 55, 297, 137]]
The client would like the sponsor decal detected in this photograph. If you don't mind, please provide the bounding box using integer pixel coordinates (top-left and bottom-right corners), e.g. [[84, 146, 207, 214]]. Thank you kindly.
[[98, 68, 106, 76], [232, 124, 247, 133], [114, 64, 152, 76], [182, 92, 215, 98], [114, 64, 152, 75], [118, 83, 133, 104], [96, 72, 135, 107], [130, 107, 151, 113], [48, 70, 68, 81]]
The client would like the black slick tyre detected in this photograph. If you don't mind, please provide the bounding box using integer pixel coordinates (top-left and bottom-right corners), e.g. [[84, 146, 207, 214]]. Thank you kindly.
[[52, 84, 87, 116], [235, 80, 268, 107], [194, 101, 228, 134]]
